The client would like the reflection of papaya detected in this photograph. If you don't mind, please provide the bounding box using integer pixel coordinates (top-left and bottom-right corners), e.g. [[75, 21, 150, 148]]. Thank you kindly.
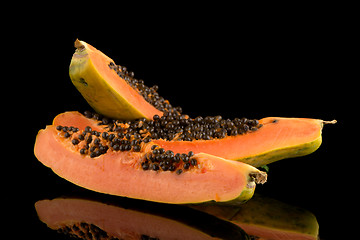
[[191, 194, 319, 240], [35, 196, 250, 240]]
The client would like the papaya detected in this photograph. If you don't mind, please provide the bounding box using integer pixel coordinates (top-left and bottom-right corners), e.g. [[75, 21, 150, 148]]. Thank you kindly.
[[52, 110, 335, 167], [69, 39, 335, 166], [34, 121, 267, 204], [191, 194, 319, 240], [70, 39, 165, 120], [35, 196, 250, 239]]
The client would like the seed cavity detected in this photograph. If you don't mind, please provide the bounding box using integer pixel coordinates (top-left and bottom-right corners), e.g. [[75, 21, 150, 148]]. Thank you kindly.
[[84, 110, 262, 142], [108, 61, 183, 115], [56, 110, 263, 173], [56, 124, 198, 173]]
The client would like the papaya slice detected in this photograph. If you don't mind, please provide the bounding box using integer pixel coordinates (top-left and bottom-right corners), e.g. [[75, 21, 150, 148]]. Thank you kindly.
[[35, 197, 250, 239], [34, 123, 266, 204], [52, 111, 335, 167], [191, 194, 319, 240], [70, 39, 164, 120]]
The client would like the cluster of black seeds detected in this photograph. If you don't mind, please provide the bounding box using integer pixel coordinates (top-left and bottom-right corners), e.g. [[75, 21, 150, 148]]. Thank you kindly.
[[56, 124, 199, 174], [56, 222, 118, 240], [56, 124, 145, 158], [84, 110, 262, 142], [142, 145, 197, 175], [106, 62, 263, 141], [68, 111, 264, 172], [108, 62, 182, 115]]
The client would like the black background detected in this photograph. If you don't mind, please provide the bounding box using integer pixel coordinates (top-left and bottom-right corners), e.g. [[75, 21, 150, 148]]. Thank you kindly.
[[9, 9, 354, 239]]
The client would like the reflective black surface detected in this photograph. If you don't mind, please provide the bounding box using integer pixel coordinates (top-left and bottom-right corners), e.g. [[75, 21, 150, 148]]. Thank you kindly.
[[15, 20, 350, 239], [34, 190, 250, 239]]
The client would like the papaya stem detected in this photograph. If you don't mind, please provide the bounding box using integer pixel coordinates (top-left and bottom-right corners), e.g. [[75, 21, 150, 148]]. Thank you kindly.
[[250, 171, 267, 184], [322, 120, 337, 125], [74, 39, 85, 51]]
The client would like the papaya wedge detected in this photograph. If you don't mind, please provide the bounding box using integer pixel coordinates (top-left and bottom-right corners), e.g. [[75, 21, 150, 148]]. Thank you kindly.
[[70, 39, 163, 120], [34, 123, 267, 204], [52, 111, 335, 167]]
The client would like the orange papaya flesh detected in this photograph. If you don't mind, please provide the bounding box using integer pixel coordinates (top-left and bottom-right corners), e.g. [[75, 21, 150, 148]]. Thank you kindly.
[[35, 197, 250, 239], [70, 39, 167, 120], [191, 194, 319, 240], [34, 124, 266, 204], [53, 111, 332, 167]]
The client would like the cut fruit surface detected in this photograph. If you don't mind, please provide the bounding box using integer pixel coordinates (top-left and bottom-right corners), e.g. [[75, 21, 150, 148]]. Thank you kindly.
[[53, 111, 329, 167], [34, 124, 266, 204]]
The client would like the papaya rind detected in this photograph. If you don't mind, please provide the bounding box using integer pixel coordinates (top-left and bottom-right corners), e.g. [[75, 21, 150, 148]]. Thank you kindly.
[[235, 136, 322, 167], [209, 181, 256, 206]]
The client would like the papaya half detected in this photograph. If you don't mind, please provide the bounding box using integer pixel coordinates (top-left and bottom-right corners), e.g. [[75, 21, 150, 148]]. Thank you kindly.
[[52, 110, 335, 167], [34, 120, 267, 204]]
